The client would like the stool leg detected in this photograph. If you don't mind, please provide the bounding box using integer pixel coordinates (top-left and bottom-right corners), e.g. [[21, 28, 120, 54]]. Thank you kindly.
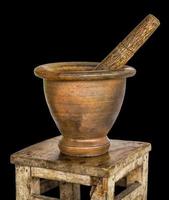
[[91, 178, 114, 200], [59, 182, 80, 200], [90, 180, 105, 200], [16, 166, 41, 200], [16, 166, 31, 200], [107, 176, 115, 200], [142, 153, 149, 200], [126, 153, 149, 200]]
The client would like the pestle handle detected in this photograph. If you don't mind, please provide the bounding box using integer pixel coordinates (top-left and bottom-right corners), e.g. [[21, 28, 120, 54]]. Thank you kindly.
[[95, 14, 160, 70]]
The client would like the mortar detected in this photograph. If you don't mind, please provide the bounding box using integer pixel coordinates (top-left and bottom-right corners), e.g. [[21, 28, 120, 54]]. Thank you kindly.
[[34, 15, 159, 157], [34, 62, 136, 156]]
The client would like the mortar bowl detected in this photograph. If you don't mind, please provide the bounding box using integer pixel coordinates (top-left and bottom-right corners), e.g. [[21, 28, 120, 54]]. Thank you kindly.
[[34, 62, 136, 157]]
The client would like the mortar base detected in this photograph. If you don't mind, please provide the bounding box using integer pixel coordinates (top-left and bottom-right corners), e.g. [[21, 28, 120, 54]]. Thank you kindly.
[[58, 136, 110, 157]]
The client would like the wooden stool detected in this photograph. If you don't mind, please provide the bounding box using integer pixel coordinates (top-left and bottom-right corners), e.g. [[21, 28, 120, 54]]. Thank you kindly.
[[10, 136, 151, 200]]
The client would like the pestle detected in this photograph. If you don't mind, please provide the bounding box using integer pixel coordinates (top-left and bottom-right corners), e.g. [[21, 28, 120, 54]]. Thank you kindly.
[[95, 14, 160, 70]]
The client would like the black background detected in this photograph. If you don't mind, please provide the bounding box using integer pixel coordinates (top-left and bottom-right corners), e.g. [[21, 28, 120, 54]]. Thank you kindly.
[[1, 0, 168, 199]]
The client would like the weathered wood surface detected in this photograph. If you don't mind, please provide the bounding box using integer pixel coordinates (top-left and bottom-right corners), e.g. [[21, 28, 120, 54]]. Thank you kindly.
[[11, 136, 151, 177], [32, 194, 59, 200], [142, 153, 149, 200], [126, 166, 142, 186], [32, 167, 98, 186], [15, 166, 44, 199], [16, 166, 32, 200], [95, 14, 160, 70], [40, 179, 58, 194], [114, 182, 142, 200], [31, 177, 40, 195], [13, 137, 151, 200], [90, 178, 107, 200], [126, 154, 149, 200], [107, 176, 115, 200], [72, 184, 81, 200], [113, 156, 144, 182], [59, 182, 80, 200]]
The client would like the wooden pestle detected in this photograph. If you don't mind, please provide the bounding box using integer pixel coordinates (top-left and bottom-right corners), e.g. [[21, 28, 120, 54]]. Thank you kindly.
[[95, 14, 160, 70]]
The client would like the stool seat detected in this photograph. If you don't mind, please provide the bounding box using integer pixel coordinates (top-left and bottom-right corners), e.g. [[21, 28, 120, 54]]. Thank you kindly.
[[11, 136, 151, 200]]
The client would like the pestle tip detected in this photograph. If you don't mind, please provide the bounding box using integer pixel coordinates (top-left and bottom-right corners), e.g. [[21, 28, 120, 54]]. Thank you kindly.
[[148, 14, 160, 26]]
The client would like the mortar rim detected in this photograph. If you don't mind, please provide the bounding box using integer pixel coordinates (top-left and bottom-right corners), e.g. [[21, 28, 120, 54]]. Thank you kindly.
[[34, 62, 136, 81]]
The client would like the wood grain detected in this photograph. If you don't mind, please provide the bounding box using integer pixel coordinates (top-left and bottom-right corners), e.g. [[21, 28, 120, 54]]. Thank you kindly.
[[11, 136, 151, 178], [59, 182, 80, 200], [11, 137, 151, 200], [90, 178, 107, 200], [114, 182, 142, 200], [40, 180, 58, 194], [32, 167, 98, 186], [32, 194, 59, 200], [107, 176, 115, 200], [142, 153, 149, 200], [95, 14, 160, 70], [16, 166, 31, 200]]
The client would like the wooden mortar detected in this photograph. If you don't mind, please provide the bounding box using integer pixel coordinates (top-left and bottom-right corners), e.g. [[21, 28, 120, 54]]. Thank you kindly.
[[34, 62, 136, 157], [34, 14, 160, 157], [95, 14, 160, 70]]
